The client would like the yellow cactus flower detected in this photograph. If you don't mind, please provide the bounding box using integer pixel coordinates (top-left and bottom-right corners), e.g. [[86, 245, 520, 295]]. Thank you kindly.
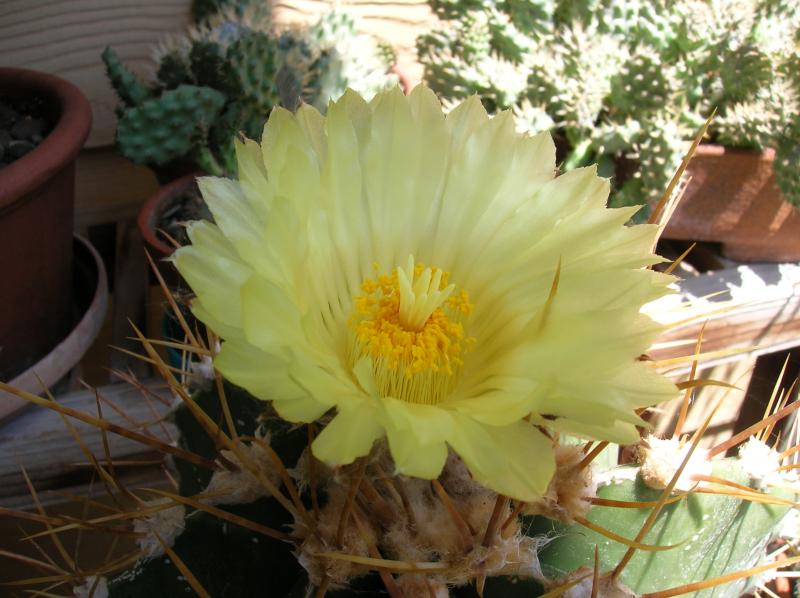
[[174, 86, 677, 501]]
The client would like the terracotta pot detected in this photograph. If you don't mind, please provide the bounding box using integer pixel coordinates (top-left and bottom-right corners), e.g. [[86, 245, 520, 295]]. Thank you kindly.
[[0, 235, 109, 421], [0, 68, 92, 380], [137, 172, 200, 258], [662, 145, 800, 262]]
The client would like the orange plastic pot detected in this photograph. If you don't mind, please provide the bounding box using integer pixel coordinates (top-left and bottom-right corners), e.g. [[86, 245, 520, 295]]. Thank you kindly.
[[137, 172, 200, 258], [663, 145, 800, 262]]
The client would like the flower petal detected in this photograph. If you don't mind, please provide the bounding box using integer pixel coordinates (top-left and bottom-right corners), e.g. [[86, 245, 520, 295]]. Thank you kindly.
[[386, 426, 449, 479], [174, 221, 252, 337], [381, 397, 455, 446], [214, 340, 330, 422], [447, 415, 554, 501], [312, 400, 384, 466]]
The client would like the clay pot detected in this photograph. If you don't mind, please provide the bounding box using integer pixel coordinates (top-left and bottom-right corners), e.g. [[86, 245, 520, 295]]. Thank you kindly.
[[0, 68, 92, 380], [0, 235, 109, 421], [137, 172, 200, 258], [663, 145, 800, 262]]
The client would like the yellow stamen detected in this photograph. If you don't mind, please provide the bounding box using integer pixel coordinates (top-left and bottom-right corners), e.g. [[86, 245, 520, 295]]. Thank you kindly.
[[349, 256, 474, 405]]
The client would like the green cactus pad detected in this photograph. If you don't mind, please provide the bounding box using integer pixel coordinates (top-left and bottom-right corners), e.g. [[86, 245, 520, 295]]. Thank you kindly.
[[156, 51, 193, 90], [190, 40, 230, 91], [609, 49, 674, 117], [532, 460, 793, 596], [102, 47, 151, 108], [116, 85, 225, 166], [716, 43, 774, 105], [226, 32, 281, 111]]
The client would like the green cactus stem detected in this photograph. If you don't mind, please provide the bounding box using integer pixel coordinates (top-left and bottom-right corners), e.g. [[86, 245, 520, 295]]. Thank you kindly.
[[102, 47, 150, 108], [533, 459, 792, 596], [116, 85, 225, 167]]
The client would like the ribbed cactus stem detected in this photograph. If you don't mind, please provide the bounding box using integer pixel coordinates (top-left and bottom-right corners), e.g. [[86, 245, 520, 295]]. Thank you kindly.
[[102, 47, 151, 108]]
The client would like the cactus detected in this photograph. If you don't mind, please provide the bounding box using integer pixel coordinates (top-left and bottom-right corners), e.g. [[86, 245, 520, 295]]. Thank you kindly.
[[4, 88, 800, 598], [713, 43, 774, 105], [103, 3, 396, 176], [225, 31, 282, 111], [534, 456, 793, 595], [102, 47, 150, 108], [418, 0, 800, 212], [13, 374, 797, 597], [156, 50, 194, 90], [608, 48, 676, 117], [115, 85, 226, 167]]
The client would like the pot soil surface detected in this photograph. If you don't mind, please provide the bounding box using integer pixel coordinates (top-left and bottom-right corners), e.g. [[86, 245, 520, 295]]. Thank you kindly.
[[155, 182, 213, 250], [0, 95, 52, 169]]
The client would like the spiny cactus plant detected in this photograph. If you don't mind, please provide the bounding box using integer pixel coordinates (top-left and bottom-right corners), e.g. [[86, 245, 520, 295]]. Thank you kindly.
[[418, 0, 800, 213], [103, 1, 396, 177], [3, 87, 800, 598]]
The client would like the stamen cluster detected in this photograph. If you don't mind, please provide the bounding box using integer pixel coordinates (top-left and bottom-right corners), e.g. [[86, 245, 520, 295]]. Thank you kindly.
[[349, 258, 473, 404]]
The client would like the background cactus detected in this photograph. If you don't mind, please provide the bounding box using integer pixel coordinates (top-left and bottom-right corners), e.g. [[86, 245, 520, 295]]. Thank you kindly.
[[418, 0, 800, 213], [103, 1, 396, 176], [114, 85, 226, 169]]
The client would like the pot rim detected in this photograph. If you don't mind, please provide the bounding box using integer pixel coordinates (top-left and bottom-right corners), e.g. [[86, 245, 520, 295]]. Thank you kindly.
[[138, 172, 202, 257], [695, 143, 776, 160], [0, 67, 92, 212], [1, 234, 109, 422]]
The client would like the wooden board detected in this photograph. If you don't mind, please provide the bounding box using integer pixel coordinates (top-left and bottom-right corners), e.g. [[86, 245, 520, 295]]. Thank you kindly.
[[0, 381, 174, 509], [74, 147, 159, 230], [0, 0, 192, 147], [651, 262, 800, 375]]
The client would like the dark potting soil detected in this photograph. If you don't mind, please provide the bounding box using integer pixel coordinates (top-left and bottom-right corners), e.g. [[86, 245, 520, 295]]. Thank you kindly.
[[156, 182, 214, 248], [0, 95, 53, 169]]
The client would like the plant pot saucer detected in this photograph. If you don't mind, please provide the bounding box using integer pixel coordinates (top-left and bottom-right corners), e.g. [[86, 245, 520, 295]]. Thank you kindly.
[[0, 235, 109, 423]]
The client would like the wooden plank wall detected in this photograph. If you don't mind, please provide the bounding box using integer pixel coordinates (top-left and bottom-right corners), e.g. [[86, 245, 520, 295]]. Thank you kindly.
[[0, 0, 192, 148]]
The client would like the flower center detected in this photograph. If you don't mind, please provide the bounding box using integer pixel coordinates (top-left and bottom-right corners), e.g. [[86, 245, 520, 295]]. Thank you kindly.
[[349, 256, 473, 405]]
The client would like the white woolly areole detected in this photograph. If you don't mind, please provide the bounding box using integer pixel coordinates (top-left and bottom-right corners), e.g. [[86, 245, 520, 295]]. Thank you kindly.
[[524, 444, 597, 523], [638, 435, 711, 492], [133, 499, 186, 558], [779, 508, 800, 541], [203, 439, 282, 506], [395, 575, 449, 597], [560, 569, 637, 598], [186, 339, 221, 389], [73, 576, 108, 598], [738, 438, 784, 487]]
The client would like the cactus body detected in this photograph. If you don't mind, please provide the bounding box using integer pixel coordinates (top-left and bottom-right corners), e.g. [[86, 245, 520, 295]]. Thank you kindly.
[[102, 47, 150, 108], [609, 48, 674, 117], [534, 460, 791, 596], [225, 31, 281, 111], [116, 85, 225, 166], [105, 6, 395, 176], [101, 382, 797, 597], [156, 51, 193, 90]]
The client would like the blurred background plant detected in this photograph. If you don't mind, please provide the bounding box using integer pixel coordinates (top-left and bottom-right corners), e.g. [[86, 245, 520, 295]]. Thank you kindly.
[[418, 0, 800, 219], [103, 0, 397, 178]]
